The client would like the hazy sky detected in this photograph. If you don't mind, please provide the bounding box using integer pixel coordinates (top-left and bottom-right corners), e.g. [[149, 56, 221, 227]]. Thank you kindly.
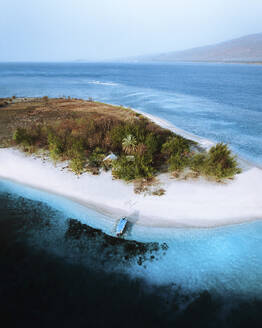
[[1, 0, 262, 62]]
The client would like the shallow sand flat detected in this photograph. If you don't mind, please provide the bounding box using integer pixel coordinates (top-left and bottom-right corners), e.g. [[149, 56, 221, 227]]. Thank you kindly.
[[0, 148, 262, 228]]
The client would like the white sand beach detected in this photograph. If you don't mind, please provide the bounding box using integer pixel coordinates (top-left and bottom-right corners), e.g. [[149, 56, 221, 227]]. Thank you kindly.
[[0, 147, 262, 228]]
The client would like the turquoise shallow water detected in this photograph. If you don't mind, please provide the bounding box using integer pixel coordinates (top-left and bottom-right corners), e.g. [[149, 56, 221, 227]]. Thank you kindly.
[[0, 62, 262, 326], [1, 178, 262, 302]]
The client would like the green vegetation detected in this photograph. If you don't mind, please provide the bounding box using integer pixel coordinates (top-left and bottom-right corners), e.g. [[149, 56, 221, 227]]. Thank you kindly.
[[88, 148, 105, 168], [161, 136, 191, 173], [161, 136, 190, 156], [189, 143, 241, 180], [48, 132, 65, 161], [10, 99, 241, 181], [168, 153, 189, 173], [69, 156, 86, 175], [112, 154, 154, 181], [204, 143, 241, 179], [190, 153, 206, 173], [201, 143, 241, 180], [13, 128, 30, 145], [122, 134, 137, 154], [12, 127, 36, 151]]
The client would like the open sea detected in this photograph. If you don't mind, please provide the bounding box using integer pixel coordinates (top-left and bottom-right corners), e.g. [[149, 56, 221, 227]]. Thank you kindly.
[[0, 62, 262, 327]]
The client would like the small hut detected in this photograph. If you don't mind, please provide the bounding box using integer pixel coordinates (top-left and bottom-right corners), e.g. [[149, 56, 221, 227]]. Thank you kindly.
[[103, 153, 118, 162]]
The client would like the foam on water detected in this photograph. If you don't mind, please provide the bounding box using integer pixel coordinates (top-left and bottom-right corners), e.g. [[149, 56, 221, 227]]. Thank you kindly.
[[87, 80, 119, 86]]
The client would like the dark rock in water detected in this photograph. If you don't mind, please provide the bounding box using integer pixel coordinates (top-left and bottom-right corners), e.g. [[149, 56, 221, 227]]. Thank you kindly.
[[137, 256, 143, 266], [65, 218, 167, 265], [161, 242, 169, 251], [65, 218, 103, 239]]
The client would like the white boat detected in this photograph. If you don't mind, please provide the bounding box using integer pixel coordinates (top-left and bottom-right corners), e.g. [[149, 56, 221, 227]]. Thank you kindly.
[[116, 217, 128, 237]]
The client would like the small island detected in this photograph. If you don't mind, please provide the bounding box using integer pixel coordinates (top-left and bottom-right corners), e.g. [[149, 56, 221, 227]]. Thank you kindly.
[[0, 97, 261, 227]]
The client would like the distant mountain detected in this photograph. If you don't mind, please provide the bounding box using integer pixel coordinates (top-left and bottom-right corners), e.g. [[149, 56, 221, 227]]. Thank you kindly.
[[129, 33, 262, 63]]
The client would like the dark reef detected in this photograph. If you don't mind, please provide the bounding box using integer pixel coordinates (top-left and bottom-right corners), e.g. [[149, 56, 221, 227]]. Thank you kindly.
[[65, 218, 168, 266]]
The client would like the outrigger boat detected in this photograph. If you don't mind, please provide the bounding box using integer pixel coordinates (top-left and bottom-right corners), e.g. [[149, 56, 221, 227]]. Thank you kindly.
[[116, 217, 128, 237]]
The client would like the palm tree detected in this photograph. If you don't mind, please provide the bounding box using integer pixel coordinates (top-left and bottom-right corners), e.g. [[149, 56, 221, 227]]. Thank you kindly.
[[122, 134, 137, 154]]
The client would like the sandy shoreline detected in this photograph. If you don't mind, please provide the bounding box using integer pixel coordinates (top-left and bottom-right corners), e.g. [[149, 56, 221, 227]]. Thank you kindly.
[[132, 109, 215, 150], [0, 147, 262, 228]]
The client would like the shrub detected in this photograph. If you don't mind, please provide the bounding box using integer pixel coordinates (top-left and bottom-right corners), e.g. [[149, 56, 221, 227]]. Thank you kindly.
[[69, 156, 86, 175], [66, 138, 84, 158], [168, 153, 189, 173], [13, 128, 28, 144], [145, 133, 160, 155], [203, 143, 241, 180], [133, 155, 154, 179], [162, 136, 191, 156], [101, 160, 112, 171], [88, 148, 104, 168], [113, 155, 154, 181], [130, 119, 148, 142], [109, 124, 127, 152], [190, 153, 206, 173], [13, 128, 34, 147], [112, 156, 137, 181], [136, 143, 147, 156], [47, 132, 64, 161]]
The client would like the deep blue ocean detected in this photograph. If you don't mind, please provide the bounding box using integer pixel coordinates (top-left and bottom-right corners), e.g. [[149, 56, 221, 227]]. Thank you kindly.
[[0, 62, 262, 327]]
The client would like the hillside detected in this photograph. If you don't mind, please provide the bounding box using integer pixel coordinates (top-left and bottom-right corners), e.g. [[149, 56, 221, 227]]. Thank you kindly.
[[131, 33, 262, 63]]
